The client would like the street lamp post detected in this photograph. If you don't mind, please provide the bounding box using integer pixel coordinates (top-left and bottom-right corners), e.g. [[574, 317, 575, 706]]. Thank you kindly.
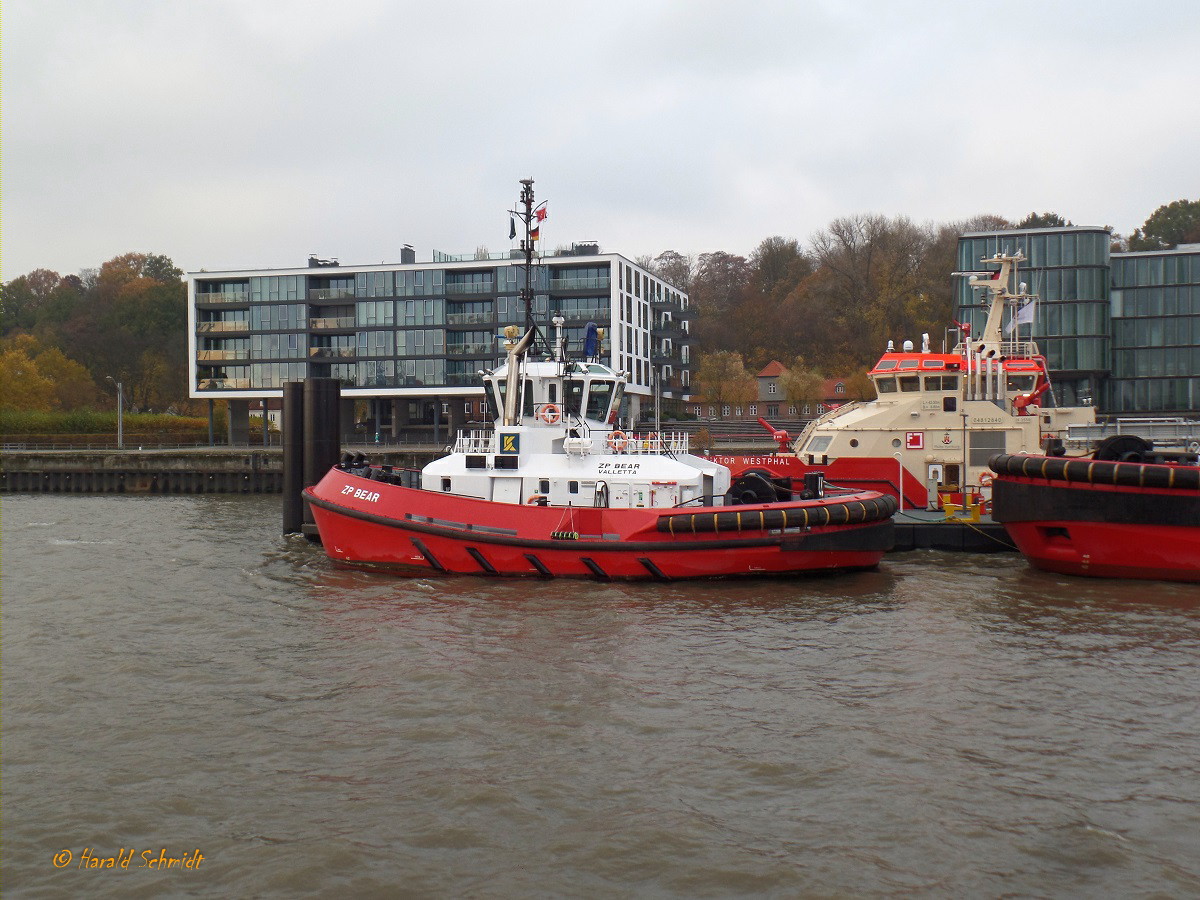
[[106, 376, 124, 450]]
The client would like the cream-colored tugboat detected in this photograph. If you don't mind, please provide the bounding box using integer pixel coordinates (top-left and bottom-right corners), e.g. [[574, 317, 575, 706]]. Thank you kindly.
[[713, 252, 1098, 548]]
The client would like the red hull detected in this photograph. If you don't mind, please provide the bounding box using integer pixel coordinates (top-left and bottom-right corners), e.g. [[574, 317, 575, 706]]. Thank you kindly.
[[990, 455, 1200, 583], [706, 453, 931, 509], [304, 469, 894, 580], [1002, 520, 1200, 582]]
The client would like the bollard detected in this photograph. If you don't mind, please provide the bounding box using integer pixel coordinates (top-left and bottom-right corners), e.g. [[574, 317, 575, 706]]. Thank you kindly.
[[282, 381, 306, 535], [299, 377, 342, 538]]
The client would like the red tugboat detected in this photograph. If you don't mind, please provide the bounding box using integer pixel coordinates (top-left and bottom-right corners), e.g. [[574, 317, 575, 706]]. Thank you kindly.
[[303, 181, 896, 580], [989, 437, 1200, 582]]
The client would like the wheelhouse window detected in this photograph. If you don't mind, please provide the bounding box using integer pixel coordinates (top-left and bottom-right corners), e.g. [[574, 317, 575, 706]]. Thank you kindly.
[[898, 376, 921, 392], [564, 378, 585, 417], [876, 377, 897, 393], [924, 375, 958, 392], [586, 380, 614, 421]]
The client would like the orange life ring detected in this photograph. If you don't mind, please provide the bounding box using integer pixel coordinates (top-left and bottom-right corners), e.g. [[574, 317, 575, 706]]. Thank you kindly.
[[538, 403, 561, 425], [978, 473, 994, 487], [526, 494, 548, 506], [607, 430, 628, 453]]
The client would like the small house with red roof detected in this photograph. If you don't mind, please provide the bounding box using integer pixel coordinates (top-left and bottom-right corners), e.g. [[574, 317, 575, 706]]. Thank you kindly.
[[683, 361, 858, 424]]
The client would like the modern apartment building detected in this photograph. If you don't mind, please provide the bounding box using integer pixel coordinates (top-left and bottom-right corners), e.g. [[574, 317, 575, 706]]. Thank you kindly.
[[1108, 244, 1200, 414], [955, 228, 1200, 416], [188, 245, 694, 442]]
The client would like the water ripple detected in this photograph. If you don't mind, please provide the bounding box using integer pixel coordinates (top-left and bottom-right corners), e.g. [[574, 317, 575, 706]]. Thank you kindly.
[[3, 495, 1199, 897]]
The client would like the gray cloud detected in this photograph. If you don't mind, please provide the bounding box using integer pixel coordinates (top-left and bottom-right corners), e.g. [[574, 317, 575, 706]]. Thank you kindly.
[[4, 0, 1197, 277]]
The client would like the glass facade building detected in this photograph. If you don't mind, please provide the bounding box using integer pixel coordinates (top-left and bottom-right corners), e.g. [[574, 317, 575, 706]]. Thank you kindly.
[[956, 228, 1200, 416], [1109, 245, 1200, 414], [189, 246, 693, 433], [956, 227, 1111, 407]]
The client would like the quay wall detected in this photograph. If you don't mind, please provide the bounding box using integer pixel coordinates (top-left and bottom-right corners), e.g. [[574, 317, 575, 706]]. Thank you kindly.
[[0, 447, 441, 494], [1, 438, 773, 495]]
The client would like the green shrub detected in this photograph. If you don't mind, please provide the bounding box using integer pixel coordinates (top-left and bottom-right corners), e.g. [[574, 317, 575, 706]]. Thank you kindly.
[[0, 408, 211, 435]]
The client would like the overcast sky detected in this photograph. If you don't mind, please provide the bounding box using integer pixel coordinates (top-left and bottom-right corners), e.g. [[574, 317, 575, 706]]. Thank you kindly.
[[4, 0, 1198, 278]]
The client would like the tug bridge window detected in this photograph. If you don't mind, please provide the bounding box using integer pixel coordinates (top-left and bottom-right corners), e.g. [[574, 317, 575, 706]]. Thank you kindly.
[[563, 378, 585, 418], [923, 375, 959, 391], [586, 380, 614, 421]]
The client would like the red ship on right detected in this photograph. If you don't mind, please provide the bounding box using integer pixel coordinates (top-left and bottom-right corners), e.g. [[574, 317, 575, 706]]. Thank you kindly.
[[988, 436, 1200, 583]]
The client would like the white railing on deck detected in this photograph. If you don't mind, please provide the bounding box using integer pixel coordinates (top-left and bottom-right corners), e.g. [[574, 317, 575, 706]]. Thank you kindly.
[[611, 431, 690, 455], [451, 429, 691, 456], [454, 431, 497, 454]]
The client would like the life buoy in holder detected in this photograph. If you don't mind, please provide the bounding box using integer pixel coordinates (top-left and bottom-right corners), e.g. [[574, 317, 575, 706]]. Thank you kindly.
[[978, 473, 994, 488], [538, 403, 561, 425], [607, 430, 628, 453], [526, 494, 548, 506]]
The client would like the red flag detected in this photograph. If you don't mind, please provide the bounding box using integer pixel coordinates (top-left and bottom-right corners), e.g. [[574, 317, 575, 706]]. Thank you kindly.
[[530, 204, 547, 240]]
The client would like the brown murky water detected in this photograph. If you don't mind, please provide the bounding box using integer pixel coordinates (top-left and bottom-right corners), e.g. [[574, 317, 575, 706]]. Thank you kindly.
[[4, 494, 1199, 897]]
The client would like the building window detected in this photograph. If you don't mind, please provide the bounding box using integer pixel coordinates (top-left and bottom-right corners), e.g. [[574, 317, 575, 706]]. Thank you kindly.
[[767, 382, 777, 394], [722, 405, 730, 417], [767, 405, 779, 417], [790, 405, 798, 415], [734, 406, 742, 417], [748, 404, 757, 416], [835, 382, 845, 394]]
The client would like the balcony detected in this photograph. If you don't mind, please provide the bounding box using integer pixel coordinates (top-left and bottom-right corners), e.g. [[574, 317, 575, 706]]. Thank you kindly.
[[651, 322, 682, 339], [308, 287, 355, 301], [560, 307, 610, 322], [197, 350, 249, 362], [446, 311, 495, 326], [309, 316, 357, 330], [308, 347, 356, 358], [445, 281, 494, 297], [196, 320, 249, 333], [196, 292, 250, 305], [446, 342, 494, 356], [650, 295, 684, 310], [550, 275, 610, 292]]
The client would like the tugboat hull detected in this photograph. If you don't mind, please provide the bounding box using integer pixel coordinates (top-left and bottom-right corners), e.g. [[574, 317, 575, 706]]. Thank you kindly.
[[305, 469, 895, 580], [990, 453, 1200, 583]]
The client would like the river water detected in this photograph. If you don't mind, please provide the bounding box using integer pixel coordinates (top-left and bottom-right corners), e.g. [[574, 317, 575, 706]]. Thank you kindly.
[[3, 494, 1199, 898]]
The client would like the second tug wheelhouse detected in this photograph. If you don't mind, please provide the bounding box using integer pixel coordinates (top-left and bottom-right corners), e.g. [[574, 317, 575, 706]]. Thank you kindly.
[[304, 180, 896, 580]]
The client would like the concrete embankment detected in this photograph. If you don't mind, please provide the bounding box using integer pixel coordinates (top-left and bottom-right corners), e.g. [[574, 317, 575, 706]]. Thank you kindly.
[[1, 447, 442, 494]]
